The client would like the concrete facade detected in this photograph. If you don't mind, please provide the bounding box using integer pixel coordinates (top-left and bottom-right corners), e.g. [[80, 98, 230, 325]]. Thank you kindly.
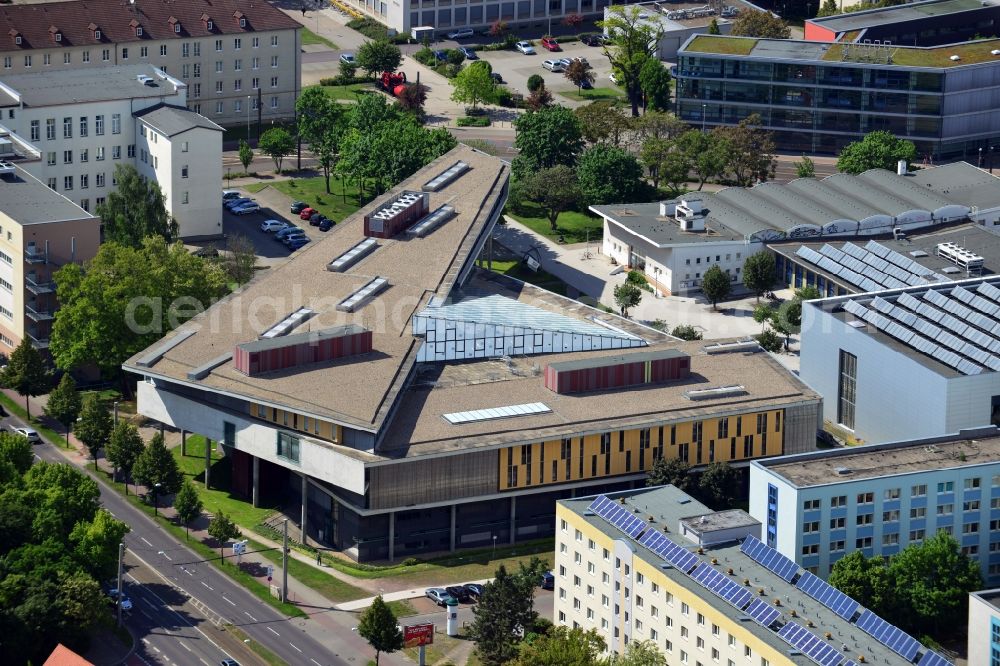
[[969, 589, 1000, 666]]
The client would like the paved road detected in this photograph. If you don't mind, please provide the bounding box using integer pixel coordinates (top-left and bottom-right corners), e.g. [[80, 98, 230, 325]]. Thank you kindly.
[[29, 435, 348, 666]]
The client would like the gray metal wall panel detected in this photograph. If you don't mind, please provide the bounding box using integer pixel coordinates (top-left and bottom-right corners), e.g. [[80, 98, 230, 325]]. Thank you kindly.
[[368, 450, 499, 510], [783, 402, 822, 455]]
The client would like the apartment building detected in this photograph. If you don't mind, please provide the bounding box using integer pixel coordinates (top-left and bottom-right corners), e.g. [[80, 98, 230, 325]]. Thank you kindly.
[[0, 0, 300, 127], [969, 588, 1000, 666], [0, 162, 99, 353], [749, 426, 1000, 585], [125, 145, 822, 562], [0, 64, 222, 238], [555, 486, 951, 665]]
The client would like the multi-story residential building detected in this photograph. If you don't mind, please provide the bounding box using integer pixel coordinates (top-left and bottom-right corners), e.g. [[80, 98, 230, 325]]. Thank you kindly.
[[674, 0, 1000, 159], [591, 161, 990, 296], [0, 161, 99, 353], [800, 275, 1000, 444], [969, 588, 1000, 665], [124, 145, 822, 562], [554, 485, 951, 664], [749, 426, 1000, 585], [0, 64, 222, 238], [0, 0, 300, 127]]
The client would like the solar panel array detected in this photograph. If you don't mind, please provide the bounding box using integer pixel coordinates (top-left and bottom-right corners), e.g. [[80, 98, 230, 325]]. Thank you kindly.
[[740, 535, 800, 582], [856, 610, 922, 661], [795, 240, 947, 293], [795, 571, 860, 620], [778, 622, 850, 666], [841, 279, 1000, 376], [587, 495, 648, 539], [442, 401, 551, 425], [744, 597, 781, 628], [917, 650, 953, 666]]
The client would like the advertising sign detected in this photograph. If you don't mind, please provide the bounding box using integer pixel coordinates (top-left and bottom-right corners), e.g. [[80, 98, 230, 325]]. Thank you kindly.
[[403, 623, 434, 648]]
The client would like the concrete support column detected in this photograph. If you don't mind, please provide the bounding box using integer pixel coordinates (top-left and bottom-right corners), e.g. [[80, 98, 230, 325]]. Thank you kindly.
[[300, 473, 309, 546], [450, 505, 457, 552], [181, 430, 187, 456], [509, 496, 516, 545], [204, 439, 212, 490], [252, 455, 260, 508], [159, 422, 165, 437], [388, 511, 395, 562]]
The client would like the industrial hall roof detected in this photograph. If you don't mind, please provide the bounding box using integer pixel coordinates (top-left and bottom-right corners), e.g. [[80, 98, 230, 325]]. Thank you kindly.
[[0, 0, 300, 53]]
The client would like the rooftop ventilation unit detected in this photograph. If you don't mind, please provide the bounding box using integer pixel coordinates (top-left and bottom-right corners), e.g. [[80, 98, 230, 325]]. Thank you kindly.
[[328, 237, 377, 272], [234, 324, 372, 376], [683, 385, 747, 400], [544, 349, 690, 395], [846, 320, 867, 329], [936, 242, 984, 273], [260, 306, 315, 339], [909, 250, 928, 258], [406, 205, 456, 238], [675, 197, 706, 232], [422, 160, 470, 192], [337, 277, 389, 312], [136, 74, 154, 85], [703, 339, 758, 354], [135, 330, 195, 367], [187, 353, 232, 380], [0, 160, 15, 176], [364, 191, 429, 239]]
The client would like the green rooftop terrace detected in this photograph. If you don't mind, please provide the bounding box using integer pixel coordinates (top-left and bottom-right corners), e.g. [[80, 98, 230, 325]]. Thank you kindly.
[[824, 38, 1000, 67], [683, 35, 758, 55]]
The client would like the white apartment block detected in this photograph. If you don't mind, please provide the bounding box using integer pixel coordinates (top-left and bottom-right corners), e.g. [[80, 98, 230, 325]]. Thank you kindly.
[[555, 486, 946, 665], [0, 64, 222, 239], [0, 0, 300, 127], [750, 426, 1000, 585], [968, 589, 1000, 666]]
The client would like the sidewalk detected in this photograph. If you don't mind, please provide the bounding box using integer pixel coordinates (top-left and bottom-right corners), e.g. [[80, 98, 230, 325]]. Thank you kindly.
[[335, 579, 491, 612]]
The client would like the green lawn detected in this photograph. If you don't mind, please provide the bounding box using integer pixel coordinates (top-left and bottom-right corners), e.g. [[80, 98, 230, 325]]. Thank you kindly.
[[506, 202, 604, 245], [313, 82, 377, 102], [0, 392, 71, 449], [386, 599, 418, 617], [300, 26, 338, 49], [245, 175, 369, 224], [246, 536, 366, 603], [685, 35, 758, 55], [222, 121, 297, 146], [489, 260, 568, 296], [559, 86, 628, 103]]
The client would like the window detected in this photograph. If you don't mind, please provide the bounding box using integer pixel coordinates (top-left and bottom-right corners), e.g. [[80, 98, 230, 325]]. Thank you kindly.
[[884, 488, 900, 500], [160, 45, 167, 57], [80, 149, 88, 162], [63, 52, 71, 64], [63, 176, 73, 191], [912, 484, 927, 497], [216, 81, 224, 94], [216, 101, 224, 114], [181, 191, 189, 204], [96, 146, 105, 161], [803, 499, 820, 511], [831, 495, 847, 508], [235, 58, 242, 71], [910, 529, 925, 541], [830, 517, 845, 529], [253, 36, 260, 48], [856, 537, 872, 549], [79, 116, 88, 137], [802, 544, 819, 555], [234, 37, 242, 49], [910, 507, 926, 519], [83, 50, 91, 63], [965, 500, 981, 512], [43, 53, 51, 65], [963, 522, 979, 534], [883, 510, 899, 522], [803, 521, 820, 533], [111, 113, 121, 134], [252, 56, 260, 69], [234, 79, 242, 91], [271, 55, 279, 68], [122, 47, 128, 60], [30, 120, 39, 142], [46, 152, 56, 166], [46, 178, 56, 190], [141, 46, 148, 58], [937, 503, 954, 515], [181, 165, 189, 179], [882, 533, 899, 546], [216, 39, 223, 51], [252, 77, 259, 89], [3, 56, 9, 69], [63, 117, 72, 138], [857, 492, 873, 504], [102, 48, 110, 61], [830, 540, 845, 552], [277, 432, 300, 462], [96, 173, 105, 187], [24, 55, 32, 67], [182, 42, 190, 57], [95, 115, 104, 135], [938, 481, 954, 493], [235, 100, 243, 113], [965, 478, 981, 490], [857, 513, 873, 525], [46, 118, 55, 140], [63, 150, 72, 164], [271, 35, 279, 46], [271, 76, 279, 87], [837, 350, 857, 429], [183, 64, 190, 78], [112, 146, 121, 160]]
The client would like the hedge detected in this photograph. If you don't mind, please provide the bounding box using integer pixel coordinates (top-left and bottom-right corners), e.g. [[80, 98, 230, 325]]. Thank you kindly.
[[457, 115, 491, 127]]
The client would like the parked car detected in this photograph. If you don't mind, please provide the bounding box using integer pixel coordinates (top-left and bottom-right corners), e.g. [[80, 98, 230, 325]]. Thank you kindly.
[[339, 53, 355, 65], [463, 583, 485, 600], [299, 207, 316, 220], [540, 36, 561, 51], [542, 59, 565, 72], [490, 72, 504, 84], [107, 588, 133, 611], [307, 212, 321, 226], [580, 78, 594, 89], [558, 57, 589, 68], [434, 49, 449, 62], [540, 571, 555, 590], [12, 427, 39, 444], [445, 585, 472, 603], [282, 231, 308, 245], [286, 236, 312, 250], [609, 71, 619, 85], [260, 219, 288, 232], [220, 660, 241, 666], [581, 33, 603, 46], [222, 190, 241, 201], [225, 197, 252, 211], [447, 28, 474, 39], [192, 246, 219, 258], [290, 201, 308, 214], [425, 588, 454, 607], [516, 41, 536, 55], [232, 202, 260, 215], [459, 46, 478, 60], [275, 226, 302, 240], [319, 219, 334, 232]]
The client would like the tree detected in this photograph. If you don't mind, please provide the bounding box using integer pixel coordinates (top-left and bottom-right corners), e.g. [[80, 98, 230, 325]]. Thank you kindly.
[[829, 551, 891, 617], [742, 251, 776, 301], [396, 82, 428, 115], [574, 100, 632, 147], [225, 233, 257, 285], [97, 164, 177, 248], [639, 57, 672, 112], [731, 10, 791, 38], [608, 639, 668, 666], [512, 106, 584, 178], [701, 265, 732, 310], [887, 531, 983, 635], [132, 432, 183, 498], [677, 130, 729, 190], [296, 85, 343, 147], [356, 40, 402, 77], [633, 110, 688, 142], [564, 59, 595, 91], [755, 328, 783, 352], [577, 144, 645, 205], [339, 58, 358, 80], [451, 61, 498, 110], [837, 130, 917, 174], [512, 626, 605, 666], [525, 86, 554, 111], [670, 324, 703, 341], [1, 338, 47, 418], [526, 74, 545, 93], [640, 137, 671, 189], [358, 595, 405, 666], [51, 236, 228, 380], [752, 303, 774, 332], [707, 17, 721, 34], [69, 508, 129, 580], [238, 139, 254, 173], [646, 456, 692, 491], [258, 127, 295, 173], [817, 0, 840, 17], [562, 12, 584, 28], [105, 422, 145, 493], [488, 19, 509, 37], [716, 114, 776, 186], [614, 282, 643, 318], [770, 299, 800, 350], [74, 393, 112, 463], [794, 154, 816, 178], [470, 565, 523, 665], [0, 432, 34, 474], [173, 480, 203, 538], [698, 461, 741, 508], [207, 510, 241, 560], [599, 5, 664, 116], [516, 166, 581, 231]]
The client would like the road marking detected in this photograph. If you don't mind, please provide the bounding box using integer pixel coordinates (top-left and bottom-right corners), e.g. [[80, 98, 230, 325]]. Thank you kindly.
[[161, 552, 173, 561], [244, 611, 257, 622], [311, 659, 323, 666], [199, 659, 210, 666], [200, 581, 214, 591], [141, 638, 151, 646], [140, 609, 154, 620], [152, 647, 161, 654], [222, 596, 236, 606], [267, 627, 280, 636], [289, 642, 302, 653], [140, 536, 154, 547], [180, 642, 193, 653]]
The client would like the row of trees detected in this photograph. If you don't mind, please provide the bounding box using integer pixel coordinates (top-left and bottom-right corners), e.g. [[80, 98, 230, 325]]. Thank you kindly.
[[647, 456, 743, 509]]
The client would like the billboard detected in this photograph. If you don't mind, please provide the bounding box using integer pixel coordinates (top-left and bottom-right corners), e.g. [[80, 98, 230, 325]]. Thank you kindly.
[[403, 623, 434, 648]]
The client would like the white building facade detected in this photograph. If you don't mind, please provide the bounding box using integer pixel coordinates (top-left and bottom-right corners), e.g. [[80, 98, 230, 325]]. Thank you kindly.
[[969, 589, 1000, 666], [0, 65, 222, 238]]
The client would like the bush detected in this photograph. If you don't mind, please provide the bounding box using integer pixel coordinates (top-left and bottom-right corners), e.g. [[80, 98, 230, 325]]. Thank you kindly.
[[414, 46, 437, 67], [318, 75, 375, 86], [347, 17, 409, 44], [482, 34, 519, 51], [555, 35, 579, 43], [457, 115, 491, 127]]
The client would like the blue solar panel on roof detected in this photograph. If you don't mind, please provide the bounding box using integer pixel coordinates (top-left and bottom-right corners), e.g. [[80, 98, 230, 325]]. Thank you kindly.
[[740, 536, 800, 581], [587, 495, 610, 514], [744, 597, 781, 628], [795, 571, 859, 620], [665, 545, 700, 573], [778, 622, 846, 666], [856, 609, 921, 661], [917, 650, 952, 666]]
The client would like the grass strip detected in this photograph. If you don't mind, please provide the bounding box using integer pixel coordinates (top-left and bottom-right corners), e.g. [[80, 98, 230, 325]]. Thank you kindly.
[[0, 392, 71, 448], [226, 625, 286, 666], [300, 26, 338, 49], [244, 536, 366, 603]]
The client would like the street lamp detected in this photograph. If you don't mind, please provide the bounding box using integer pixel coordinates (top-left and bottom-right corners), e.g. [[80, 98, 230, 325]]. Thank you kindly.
[[991, 146, 996, 175], [492, 535, 497, 559], [246, 95, 252, 142], [702, 103, 707, 132], [113, 400, 119, 425], [153, 482, 162, 517], [980, 146, 984, 168]]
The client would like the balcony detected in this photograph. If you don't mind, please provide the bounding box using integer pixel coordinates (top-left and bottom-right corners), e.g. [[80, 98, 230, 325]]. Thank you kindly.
[[24, 248, 47, 264], [24, 275, 55, 295], [25, 304, 53, 322], [27, 331, 49, 349]]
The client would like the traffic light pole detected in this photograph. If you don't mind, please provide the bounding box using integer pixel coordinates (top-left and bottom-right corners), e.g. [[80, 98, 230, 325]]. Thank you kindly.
[[282, 519, 289, 603]]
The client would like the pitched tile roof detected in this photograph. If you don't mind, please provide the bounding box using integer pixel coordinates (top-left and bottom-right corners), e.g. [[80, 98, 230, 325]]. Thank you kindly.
[[0, 0, 300, 52]]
